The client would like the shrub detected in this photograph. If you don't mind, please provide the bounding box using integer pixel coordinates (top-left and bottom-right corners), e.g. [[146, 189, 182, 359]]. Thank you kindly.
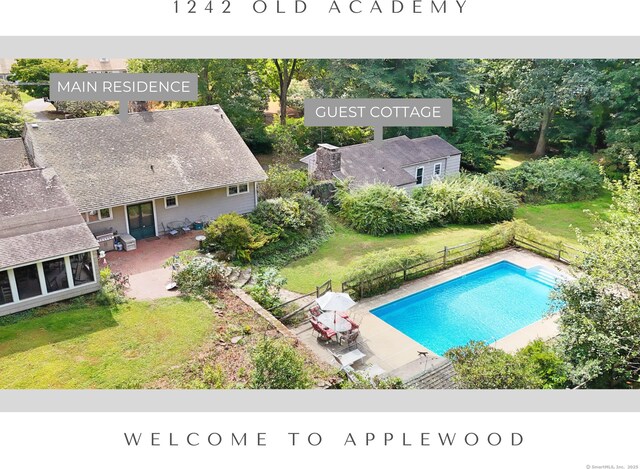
[[413, 175, 517, 225], [247, 268, 287, 313], [258, 163, 310, 200], [337, 183, 433, 236], [204, 213, 267, 261], [250, 337, 312, 389], [486, 156, 603, 203], [96, 267, 128, 306], [173, 256, 231, 298]]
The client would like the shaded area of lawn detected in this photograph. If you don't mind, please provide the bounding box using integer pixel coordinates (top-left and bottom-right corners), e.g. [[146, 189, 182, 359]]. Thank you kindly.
[[515, 192, 611, 242], [0, 297, 214, 389], [495, 151, 533, 170], [281, 222, 492, 293]]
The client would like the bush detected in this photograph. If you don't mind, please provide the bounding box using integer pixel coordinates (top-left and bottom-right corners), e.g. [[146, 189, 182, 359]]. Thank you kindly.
[[413, 175, 517, 225], [258, 164, 309, 200], [96, 267, 128, 306], [173, 256, 231, 299], [247, 268, 287, 313], [337, 183, 434, 236], [204, 213, 267, 261], [486, 156, 603, 203], [249, 194, 333, 266], [250, 337, 312, 389]]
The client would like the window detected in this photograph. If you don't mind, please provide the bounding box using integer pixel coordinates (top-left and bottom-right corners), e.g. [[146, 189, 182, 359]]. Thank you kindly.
[[43, 258, 69, 293], [69, 253, 95, 286], [0, 270, 13, 305], [14, 264, 42, 300], [227, 184, 249, 196], [433, 162, 443, 177], [83, 208, 113, 223], [416, 166, 424, 185], [164, 195, 179, 209]]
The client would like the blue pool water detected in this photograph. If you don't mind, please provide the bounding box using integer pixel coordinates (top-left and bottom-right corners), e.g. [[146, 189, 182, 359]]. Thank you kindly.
[[370, 261, 556, 355]]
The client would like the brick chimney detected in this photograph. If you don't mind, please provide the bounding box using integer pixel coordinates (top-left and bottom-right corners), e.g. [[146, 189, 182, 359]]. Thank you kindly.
[[314, 143, 341, 180]]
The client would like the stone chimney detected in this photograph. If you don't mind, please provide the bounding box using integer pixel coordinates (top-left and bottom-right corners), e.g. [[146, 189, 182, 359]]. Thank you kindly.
[[314, 143, 341, 180]]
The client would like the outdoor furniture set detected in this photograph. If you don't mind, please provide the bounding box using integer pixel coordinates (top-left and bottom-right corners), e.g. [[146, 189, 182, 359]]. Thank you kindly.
[[162, 216, 211, 237]]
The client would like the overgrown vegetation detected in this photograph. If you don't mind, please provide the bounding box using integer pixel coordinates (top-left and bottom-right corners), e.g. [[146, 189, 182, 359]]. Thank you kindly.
[[553, 161, 640, 388], [172, 256, 230, 300], [446, 340, 567, 389], [413, 175, 517, 225], [0, 92, 31, 138], [204, 213, 268, 262], [249, 337, 312, 389], [337, 183, 434, 236], [486, 156, 603, 203], [258, 163, 310, 200], [246, 268, 287, 314]]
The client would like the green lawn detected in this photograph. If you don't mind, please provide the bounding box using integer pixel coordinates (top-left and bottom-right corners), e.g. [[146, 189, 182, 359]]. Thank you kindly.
[[0, 297, 214, 389], [281, 222, 492, 293], [515, 193, 611, 242], [495, 151, 534, 170]]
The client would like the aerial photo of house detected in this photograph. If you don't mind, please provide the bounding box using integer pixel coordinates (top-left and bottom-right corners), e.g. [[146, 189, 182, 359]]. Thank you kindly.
[[0, 58, 638, 391]]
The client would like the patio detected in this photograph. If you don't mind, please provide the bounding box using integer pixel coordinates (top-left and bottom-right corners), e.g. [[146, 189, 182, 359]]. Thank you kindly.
[[104, 232, 202, 299], [294, 248, 571, 381]]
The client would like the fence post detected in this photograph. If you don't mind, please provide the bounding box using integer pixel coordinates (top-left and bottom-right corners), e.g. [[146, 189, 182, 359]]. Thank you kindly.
[[359, 282, 364, 299], [558, 243, 563, 261], [328, 279, 332, 292], [443, 246, 448, 266]]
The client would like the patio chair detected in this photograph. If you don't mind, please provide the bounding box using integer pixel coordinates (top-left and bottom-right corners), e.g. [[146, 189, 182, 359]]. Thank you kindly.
[[161, 222, 180, 237], [309, 305, 322, 317], [338, 328, 360, 348], [167, 221, 185, 235], [180, 218, 193, 234]]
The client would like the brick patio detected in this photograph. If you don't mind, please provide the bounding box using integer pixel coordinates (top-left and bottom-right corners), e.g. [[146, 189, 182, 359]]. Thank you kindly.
[[104, 232, 202, 299]]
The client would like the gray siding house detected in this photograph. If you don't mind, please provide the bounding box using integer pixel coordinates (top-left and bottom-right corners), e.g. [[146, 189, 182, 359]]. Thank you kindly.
[[301, 135, 461, 191], [0, 105, 267, 316], [23, 105, 267, 240]]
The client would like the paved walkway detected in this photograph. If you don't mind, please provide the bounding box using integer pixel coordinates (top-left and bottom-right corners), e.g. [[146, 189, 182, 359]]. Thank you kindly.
[[104, 233, 201, 300], [294, 248, 571, 379]]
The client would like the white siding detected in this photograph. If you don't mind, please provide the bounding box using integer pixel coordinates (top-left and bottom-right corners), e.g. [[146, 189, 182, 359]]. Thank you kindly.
[[402, 154, 461, 191]]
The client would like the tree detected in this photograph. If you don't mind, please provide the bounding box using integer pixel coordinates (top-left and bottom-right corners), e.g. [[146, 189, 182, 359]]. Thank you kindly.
[[0, 93, 30, 138], [258, 163, 309, 200], [266, 59, 303, 125], [506, 60, 604, 156], [554, 162, 640, 387], [8, 59, 86, 99], [53, 101, 115, 118]]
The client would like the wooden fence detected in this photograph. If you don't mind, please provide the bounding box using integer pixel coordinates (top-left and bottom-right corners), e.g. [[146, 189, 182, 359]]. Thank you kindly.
[[273, 279, 332, 322]]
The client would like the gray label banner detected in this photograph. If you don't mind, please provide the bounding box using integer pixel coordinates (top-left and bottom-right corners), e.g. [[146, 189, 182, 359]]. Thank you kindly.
[[304, 98, 453, 127], [49, 73, 198, 101]]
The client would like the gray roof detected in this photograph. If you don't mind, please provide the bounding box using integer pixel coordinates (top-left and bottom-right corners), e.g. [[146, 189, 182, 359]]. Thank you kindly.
[[0, 138, 30, 173], [25, 105, 267, 212], [0, 168, 98, 270], [78, 58, 127, 73], [302, 135, 461, 188]]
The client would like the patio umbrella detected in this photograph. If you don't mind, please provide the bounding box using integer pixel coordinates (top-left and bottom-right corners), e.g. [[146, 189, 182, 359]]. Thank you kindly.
[[316, 292, 357, 335], [316, 292, 356, 312]]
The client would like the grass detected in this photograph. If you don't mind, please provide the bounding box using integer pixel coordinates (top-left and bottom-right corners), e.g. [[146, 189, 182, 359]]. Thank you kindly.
[[495, 151, 534, 170], [515, 192, 611, 243], [0, 297, 214, 389], [19, 91, 35, 104], [281, 222, 492, 293], [281, 192, 612, 293]]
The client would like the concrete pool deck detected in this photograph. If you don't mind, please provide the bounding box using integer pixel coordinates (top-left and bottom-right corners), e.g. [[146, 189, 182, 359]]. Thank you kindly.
[[293, 248, 571, 378]]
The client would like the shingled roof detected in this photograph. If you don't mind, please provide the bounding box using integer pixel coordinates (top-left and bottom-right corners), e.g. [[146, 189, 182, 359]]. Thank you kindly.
[[301, 135, 461, 188], [0, 138, 30, 173], [0, 168, 98, 270], [24, 105, 267, 212]]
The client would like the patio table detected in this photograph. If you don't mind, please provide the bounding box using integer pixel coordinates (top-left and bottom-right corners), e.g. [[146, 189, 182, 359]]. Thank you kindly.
[[317, 312, 352, 333]]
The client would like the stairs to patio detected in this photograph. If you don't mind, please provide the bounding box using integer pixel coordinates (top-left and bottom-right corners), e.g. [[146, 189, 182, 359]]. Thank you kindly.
[[227, 267, 253, 288]]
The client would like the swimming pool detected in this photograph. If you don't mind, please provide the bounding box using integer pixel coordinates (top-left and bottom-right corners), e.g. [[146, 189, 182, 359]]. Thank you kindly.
[[370, 261, 558, 355]]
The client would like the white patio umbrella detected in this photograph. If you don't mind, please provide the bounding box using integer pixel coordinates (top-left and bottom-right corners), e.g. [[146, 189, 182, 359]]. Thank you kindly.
[[316, 292, 357, 336], [316, 291, 356, 312]]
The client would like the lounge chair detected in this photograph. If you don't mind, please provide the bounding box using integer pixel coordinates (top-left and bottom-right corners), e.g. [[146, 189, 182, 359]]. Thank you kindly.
[[331, 348, 366, 368]]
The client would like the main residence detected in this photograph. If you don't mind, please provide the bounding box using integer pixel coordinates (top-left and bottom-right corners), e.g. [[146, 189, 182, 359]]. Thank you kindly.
[[0, 105, 267, 316]]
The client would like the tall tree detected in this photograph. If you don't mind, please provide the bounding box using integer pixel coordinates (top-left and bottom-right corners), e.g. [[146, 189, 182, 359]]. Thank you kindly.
[[267, 59, 302, 125], [506, 60, 604, 156], [8, 59, 86, 99]]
